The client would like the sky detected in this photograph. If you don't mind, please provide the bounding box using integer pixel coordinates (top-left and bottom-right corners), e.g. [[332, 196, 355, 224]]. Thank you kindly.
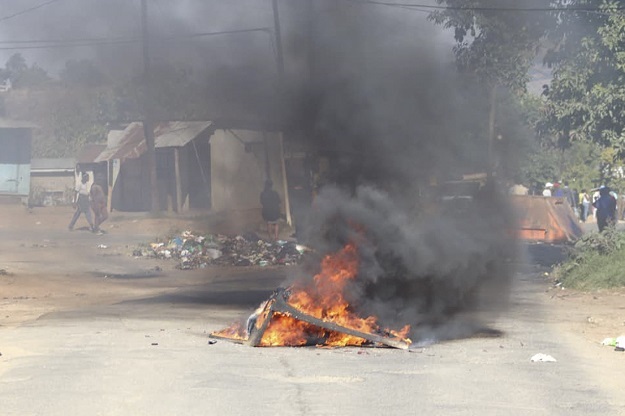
[[0, 0, 454, 79]]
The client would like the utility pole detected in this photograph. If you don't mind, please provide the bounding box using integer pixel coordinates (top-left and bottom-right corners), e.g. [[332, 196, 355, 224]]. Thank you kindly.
[[141, 0, 159, 212], [272, 0, 285, 85], [306, 0, 316, 84], [487, 84, 498, 180], [271, 0, 292, 226]]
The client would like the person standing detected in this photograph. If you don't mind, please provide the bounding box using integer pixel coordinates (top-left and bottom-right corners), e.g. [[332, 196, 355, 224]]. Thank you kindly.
[[562, 181, 578, 216], [90, 178, 108, 235], [593, 186, 617, 232], [542, 182, 553, 197], [260, 179, 281, 241], [552, 182, 564, 197], [68, 172, 95, 232], [580, 189, 590, 222]]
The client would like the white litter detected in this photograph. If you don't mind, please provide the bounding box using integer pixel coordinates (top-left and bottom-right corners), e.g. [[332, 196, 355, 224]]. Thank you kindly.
[[530, 353, 557, 362], [601, 338, 616, 346]]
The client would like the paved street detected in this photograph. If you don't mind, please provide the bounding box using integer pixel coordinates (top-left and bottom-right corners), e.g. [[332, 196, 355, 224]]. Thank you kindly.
[[1, 206, 624, 415], [2, 261, 625, 415]]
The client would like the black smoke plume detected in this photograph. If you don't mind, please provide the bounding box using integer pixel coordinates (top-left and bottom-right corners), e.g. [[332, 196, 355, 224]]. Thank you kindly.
[[283, 1, 519, 344]]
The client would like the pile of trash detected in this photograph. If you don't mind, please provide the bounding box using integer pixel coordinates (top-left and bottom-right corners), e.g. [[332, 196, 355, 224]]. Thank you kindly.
[[134, 231, 310, 269]]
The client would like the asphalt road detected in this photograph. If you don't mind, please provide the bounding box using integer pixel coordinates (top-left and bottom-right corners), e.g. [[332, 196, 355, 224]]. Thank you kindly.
[[2, 252, 624, 416]]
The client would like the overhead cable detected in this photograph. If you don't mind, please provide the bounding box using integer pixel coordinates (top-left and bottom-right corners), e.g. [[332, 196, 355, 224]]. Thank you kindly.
[[0, 0, 64, 23], [0, 27, 273, 51], [347, 0, 625, 12]]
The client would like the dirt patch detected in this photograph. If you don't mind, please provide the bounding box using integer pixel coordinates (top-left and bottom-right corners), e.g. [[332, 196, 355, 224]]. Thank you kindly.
[[0, 204, 286, 328], [547, 286, 625, 347], [1, 203, 624, 342]]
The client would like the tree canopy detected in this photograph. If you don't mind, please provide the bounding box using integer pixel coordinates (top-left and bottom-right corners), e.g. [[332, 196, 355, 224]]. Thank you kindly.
[[541, 1, 625, 152], [0, 53, 50, 89], [429, 0, 552, 90]]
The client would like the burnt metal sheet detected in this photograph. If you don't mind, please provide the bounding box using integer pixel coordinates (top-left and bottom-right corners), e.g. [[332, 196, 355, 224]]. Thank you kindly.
[[0, 118, 38, 129], [31, 158, 76, 172], [511, 195, 583, 243], [211, 288, 411, 350]]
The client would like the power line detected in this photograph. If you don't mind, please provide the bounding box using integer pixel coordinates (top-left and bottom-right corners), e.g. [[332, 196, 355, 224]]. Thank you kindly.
[[0, 0, 64, 23], [0, 27, 273, 51], [346, 0, 625, 12], [0, 35, 137, 45]]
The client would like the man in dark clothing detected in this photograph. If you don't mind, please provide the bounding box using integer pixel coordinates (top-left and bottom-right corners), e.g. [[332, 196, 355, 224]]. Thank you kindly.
[[90, 179, 108, 234], [260, 180, 281, 241], [593, 186, 617, 232], [562, 181, 578, 216]]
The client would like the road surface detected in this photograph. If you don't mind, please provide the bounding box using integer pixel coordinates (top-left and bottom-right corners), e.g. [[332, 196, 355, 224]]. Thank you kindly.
[[1, 205, 624, 415]]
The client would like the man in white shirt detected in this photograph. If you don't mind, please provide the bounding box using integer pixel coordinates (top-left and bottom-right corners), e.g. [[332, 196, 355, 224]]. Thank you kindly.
[[68, 172, 95, 232], [542, 182, 553, 197]]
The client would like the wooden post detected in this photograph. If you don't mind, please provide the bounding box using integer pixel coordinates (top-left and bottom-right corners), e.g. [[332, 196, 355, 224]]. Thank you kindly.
[[279, 134, 292, 226], [141, 0, 159, 212], [487, 84, 497, 179], [174, 148, 182, 213]]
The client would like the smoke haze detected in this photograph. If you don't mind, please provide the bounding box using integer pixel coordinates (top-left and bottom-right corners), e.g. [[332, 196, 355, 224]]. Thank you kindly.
[[1, 0, 520, 343], [282, 1, 520, 343]]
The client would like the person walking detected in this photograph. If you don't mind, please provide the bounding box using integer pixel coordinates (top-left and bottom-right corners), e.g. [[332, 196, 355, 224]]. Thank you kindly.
[[68, 172, 95, 232], [593, 186, 617, 232], [90, 178, 108, 235], [260, 179, 281, 241]]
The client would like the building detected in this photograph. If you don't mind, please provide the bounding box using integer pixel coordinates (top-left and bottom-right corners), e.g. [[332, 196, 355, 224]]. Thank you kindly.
[[0, 119, 35, 202], [29, 158, 76, 206], [210, 128, 289, 224], [91, 122, 290, 225]]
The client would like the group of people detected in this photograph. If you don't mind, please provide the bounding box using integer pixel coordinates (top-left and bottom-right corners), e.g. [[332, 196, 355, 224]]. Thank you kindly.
[[510, 180, 620, 232], [541, 182, 618, 232], [68, 172, 108, 234]]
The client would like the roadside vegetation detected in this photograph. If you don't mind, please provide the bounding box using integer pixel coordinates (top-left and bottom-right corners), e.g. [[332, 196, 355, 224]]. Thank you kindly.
[[554, 228, 625, 290]]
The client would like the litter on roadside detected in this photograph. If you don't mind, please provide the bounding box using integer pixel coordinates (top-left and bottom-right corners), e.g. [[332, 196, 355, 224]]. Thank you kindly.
[[135, 231, 310, 269], [601, 336, 625, 349], [530, 353, 557, 362]]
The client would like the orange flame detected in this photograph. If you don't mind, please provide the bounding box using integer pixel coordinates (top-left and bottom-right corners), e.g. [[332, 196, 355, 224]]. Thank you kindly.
[[212, 242, 411, 347], [259, 243, 411, 347]]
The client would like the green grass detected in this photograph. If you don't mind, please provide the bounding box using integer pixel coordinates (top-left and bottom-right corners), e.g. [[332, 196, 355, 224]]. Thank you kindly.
[[555, 246, 625, 290]]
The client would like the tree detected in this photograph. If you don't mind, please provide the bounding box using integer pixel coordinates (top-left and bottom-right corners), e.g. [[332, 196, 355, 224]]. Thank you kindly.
[[1, 53, 50, 88], [4, 53, 27, 79], [542, 1, 625, 154], [32, 88, 118, 158], [429, 1, 552, 90], [429, 1, 554, 178]]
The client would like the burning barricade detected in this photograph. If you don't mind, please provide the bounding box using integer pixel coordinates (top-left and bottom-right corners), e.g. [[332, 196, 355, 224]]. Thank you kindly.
[[135, 231, 309, 269], [211, 243, 412, 349], [210, 183, 517, 349]]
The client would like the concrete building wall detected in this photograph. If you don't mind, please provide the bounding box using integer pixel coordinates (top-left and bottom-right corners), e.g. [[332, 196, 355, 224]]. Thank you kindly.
[[0, 128, 31, 196], [210, 129, 287, 216], [30, 174, 75, 205]]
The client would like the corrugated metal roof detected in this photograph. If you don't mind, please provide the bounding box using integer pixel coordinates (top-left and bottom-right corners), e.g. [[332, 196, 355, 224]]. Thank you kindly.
[[0, 118, 37, 129], [77, 143, 107, 164], [95, 121, 212, 162], [31, 158, 76, 171]]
